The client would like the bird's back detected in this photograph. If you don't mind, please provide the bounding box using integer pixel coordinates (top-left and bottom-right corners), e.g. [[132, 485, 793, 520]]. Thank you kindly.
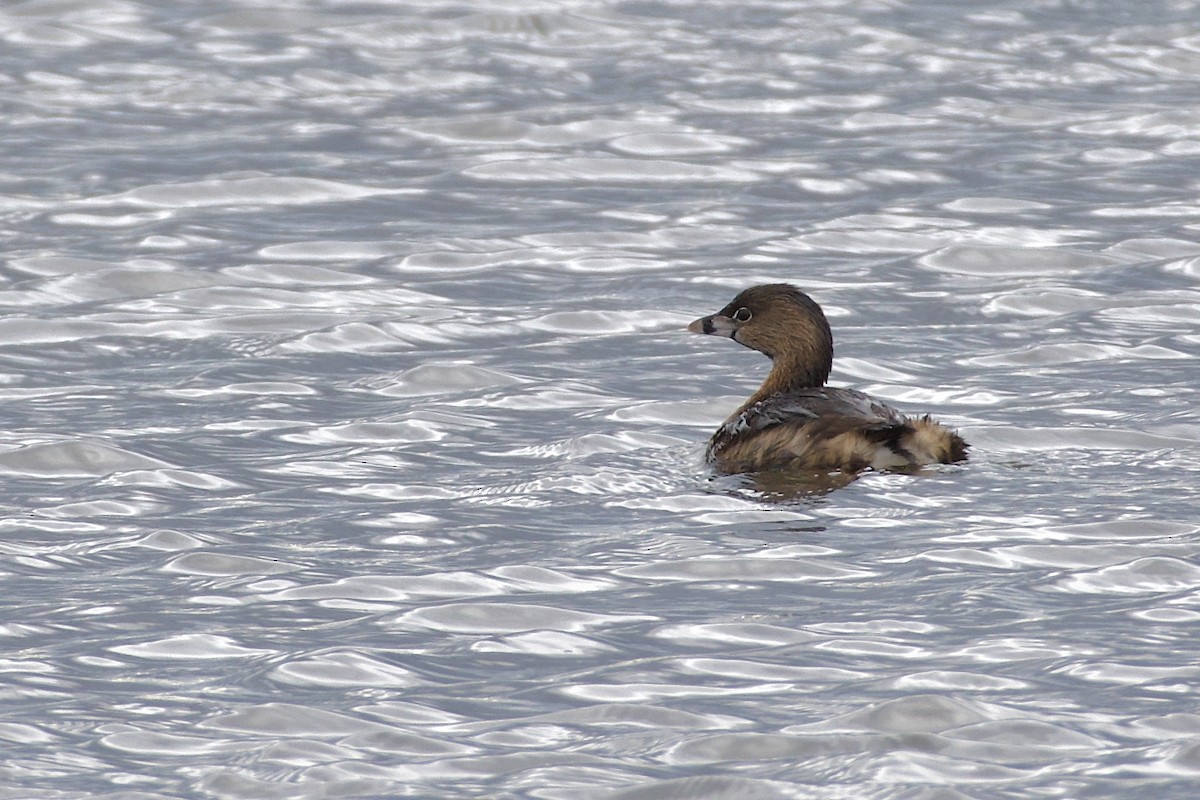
[[708, 387, 966, 473]]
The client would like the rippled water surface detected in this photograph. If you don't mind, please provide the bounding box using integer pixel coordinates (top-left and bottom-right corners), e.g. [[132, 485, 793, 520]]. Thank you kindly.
[[3, 1, 1200, 797]]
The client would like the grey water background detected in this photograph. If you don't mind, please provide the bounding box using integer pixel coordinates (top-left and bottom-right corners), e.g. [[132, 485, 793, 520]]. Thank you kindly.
[[2, 0, 1199, 797]]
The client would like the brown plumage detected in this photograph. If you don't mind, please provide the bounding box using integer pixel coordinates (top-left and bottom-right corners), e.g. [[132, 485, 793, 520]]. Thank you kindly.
[[688, 284, 967, 474]]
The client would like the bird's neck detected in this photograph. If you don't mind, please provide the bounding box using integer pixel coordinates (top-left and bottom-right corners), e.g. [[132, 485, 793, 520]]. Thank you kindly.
[[737, 351, 830, 413]]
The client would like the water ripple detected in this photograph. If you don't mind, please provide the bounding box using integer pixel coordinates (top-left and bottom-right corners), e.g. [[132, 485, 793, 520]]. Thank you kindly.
[[4, 0, 1200, 797]]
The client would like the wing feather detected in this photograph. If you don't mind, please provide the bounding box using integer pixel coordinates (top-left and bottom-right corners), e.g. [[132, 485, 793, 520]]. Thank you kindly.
[[707, 388, 910, 468]]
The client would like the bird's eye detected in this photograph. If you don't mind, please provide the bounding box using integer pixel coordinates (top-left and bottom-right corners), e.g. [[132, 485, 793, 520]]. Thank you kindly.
[[732, 307, 752, 322]]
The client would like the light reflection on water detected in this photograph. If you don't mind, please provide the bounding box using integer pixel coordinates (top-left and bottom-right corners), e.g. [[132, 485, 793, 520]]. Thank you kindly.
[[2, 0, 1200, 797]]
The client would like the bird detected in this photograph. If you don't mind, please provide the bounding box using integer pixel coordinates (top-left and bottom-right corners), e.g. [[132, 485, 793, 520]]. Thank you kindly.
[[688, 283, 967, 474]]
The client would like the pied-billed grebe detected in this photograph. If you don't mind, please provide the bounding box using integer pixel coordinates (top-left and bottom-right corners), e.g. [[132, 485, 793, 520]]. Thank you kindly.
[[689, 284, 967, 474]]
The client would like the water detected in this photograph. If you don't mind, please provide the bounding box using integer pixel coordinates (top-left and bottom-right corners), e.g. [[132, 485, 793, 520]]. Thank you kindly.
[[2, 0, 1199, 797]]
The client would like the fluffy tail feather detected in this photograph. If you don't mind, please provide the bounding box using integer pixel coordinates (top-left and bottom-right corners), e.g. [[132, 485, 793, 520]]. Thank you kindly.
[[899, 416, 968, 464]]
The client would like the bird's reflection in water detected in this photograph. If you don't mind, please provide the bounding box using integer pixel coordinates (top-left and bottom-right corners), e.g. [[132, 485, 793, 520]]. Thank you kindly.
[[706, 468, 860, 503], [706, 463, 964, 503]]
